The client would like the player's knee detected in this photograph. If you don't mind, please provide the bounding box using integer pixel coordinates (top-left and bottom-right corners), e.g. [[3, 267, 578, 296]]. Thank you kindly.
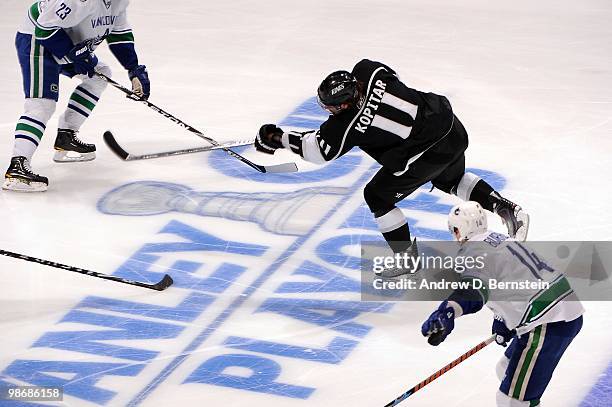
[[496, 390, 532, 406], [431, 180, 453, 194], [87, 62, 112, 92], [452, 172, 482, 200], [432, 174, 464, 194], [496, 355, 510, 381], [23, 98, 56, 123], [96, 62, 112, 78], [363, 183, 389, 213]]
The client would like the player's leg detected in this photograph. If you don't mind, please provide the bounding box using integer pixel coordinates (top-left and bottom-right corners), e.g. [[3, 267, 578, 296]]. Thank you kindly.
[[3, 33, 59, 192], [497, 316, 583, 406], [432, 117, 530, 240], [53, 62, 112, 162], [364, 129, 470, 268], [363, 168, 431, 278], [364, 169, 426, 250]]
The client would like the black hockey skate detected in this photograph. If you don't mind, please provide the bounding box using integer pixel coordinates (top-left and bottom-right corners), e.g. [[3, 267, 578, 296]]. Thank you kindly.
[[490, 192, 530, 241], [375, 238, 421, 278], [53, 128, 96, 162], [2, 156, 48, 192]]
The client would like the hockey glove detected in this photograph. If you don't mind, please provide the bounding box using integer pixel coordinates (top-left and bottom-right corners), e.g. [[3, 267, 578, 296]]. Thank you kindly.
[[492, 315, 516, 347], [422, 300, 455, 346], [255, 124, 284, 154], [128, 65, 151, 100], [66, 41, 98, 78]]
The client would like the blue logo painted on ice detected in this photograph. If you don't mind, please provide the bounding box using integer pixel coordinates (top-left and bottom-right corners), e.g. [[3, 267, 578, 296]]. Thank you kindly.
[[0, 97, 507, 405]]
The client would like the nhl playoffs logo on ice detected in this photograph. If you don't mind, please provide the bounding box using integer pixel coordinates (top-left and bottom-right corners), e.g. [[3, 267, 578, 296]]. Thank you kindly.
[[0, 95, 510, 405]]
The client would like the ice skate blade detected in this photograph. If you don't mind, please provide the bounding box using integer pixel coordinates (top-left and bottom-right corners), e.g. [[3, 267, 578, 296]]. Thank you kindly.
[[2, 177, 47, 192], [515, 211, 530, 242], [53, 150, 96, 163]]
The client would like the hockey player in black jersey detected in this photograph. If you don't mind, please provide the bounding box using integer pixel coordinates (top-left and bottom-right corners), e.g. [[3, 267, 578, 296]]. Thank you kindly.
[[256, 59, 529, 275]]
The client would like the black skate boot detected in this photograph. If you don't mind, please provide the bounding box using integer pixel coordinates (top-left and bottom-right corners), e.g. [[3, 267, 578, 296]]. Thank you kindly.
[[375, 238, 421, 278], [490, 192, 530, 241], [3, 156, 48, 192], [53, 128, 96, 162]]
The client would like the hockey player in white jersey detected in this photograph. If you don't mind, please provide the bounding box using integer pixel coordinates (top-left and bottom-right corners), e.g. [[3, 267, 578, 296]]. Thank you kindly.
[[421, 202, 584, 406], [3, 0, 150, 192]]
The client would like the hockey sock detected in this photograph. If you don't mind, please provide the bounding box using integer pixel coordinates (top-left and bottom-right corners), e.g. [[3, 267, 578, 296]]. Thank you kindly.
[[58, 85, 101, 131], [58, 63, 110, 131], [454, 172, 496, 211], [13, 98, 56, 161], [375, 207, 412, 252], [14, 117, 45, 160]]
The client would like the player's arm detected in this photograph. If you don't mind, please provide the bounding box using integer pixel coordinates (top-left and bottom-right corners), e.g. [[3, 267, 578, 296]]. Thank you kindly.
[[255, 123, 350, 164], [421, 276, 487, 346], [30, 0, 98, 76], [106, 8, 150, 99]]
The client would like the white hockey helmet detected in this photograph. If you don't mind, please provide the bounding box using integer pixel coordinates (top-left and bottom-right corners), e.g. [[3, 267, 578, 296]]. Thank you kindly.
[[448, 201, 488, 242]]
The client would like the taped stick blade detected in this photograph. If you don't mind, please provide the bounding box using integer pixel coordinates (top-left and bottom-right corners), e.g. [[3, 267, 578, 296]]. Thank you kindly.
[[151, 274, 174, 291], [103, 131, 130, 160], [262, 162, 299, 173]]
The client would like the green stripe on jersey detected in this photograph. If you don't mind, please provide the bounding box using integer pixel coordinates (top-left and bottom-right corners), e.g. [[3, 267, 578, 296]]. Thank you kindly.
[[106, 32, 135, 44], [70, 93, 96, 111], [16, 123, 44, 140], [29, 2, 40, 20], [32, 42, 40, 98], [524, 277, 572, 324], [512, 325, 543, 399], [35, 26, 58, 40]]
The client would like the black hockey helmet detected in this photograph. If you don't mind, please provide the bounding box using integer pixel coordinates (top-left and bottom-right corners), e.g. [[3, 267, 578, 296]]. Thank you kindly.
[[317, 70, 360, 114]]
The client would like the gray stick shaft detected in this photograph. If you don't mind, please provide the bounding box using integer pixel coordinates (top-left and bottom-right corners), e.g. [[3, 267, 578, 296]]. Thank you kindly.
[[126, 139, 254, 161], [96, 73, 296, 173]]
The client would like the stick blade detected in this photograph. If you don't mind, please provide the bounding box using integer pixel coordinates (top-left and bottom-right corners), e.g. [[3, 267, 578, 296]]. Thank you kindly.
[[104, 130, 130, 160], [262, 162, 299, 173], [151, 274, 174, 291]]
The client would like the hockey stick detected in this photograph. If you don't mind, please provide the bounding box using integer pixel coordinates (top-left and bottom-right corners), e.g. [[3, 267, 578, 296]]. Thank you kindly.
[[103, 131, 254, 161], [0, 249, 173, 291], [384, 335, 495, 406], [95, 73, 298, 173]]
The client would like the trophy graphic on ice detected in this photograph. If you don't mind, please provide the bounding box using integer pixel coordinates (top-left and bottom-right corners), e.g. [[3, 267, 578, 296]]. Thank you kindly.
[[97, 181, 349, 236]]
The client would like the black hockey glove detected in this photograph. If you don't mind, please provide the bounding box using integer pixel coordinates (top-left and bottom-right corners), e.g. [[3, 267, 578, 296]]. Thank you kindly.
[[255, 124, 284, 154], [421, 301, 456, 346], [492, 315, 516, 347]]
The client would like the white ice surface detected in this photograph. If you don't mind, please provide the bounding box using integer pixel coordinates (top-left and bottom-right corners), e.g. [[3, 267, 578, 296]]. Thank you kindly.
[[1, 1, 611, 406]]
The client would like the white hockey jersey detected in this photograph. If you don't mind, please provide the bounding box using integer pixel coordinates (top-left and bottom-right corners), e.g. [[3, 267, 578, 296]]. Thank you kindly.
[[458, 231, 584, 334], [19, 0, 132, 58]]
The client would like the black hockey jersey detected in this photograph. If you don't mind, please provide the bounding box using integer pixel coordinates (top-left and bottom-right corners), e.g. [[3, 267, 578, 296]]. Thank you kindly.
[[285, 59, 455, 175]]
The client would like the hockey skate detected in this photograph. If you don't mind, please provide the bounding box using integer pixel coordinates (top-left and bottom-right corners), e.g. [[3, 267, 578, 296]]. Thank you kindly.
[[2, 156, 48, 192], [53, 129, 96, 162], [491, 192, 530, 241], [375, 239, 421, 278]]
